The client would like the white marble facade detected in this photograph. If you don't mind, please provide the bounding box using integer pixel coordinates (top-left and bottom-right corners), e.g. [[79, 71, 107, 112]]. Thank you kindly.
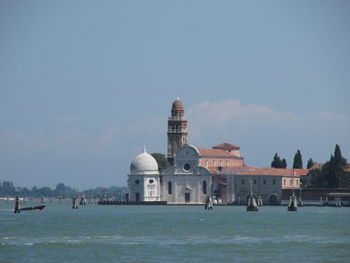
[[128, 144, 211, 204], [128, 148, 161, 201], [162, 144, 212, 204]]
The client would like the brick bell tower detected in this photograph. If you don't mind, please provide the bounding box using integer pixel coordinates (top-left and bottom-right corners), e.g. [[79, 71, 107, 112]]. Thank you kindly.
[[167, 97, 188, 166]]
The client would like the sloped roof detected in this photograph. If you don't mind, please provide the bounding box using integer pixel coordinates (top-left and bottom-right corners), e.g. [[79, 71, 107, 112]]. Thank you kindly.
[[198, 148, 242, 158], [224, 167, 309, 176], [207, 165, 252, 172], [198, 148, 233, 157], [310, 163, 323, 170], [213, 142, 240, 150]]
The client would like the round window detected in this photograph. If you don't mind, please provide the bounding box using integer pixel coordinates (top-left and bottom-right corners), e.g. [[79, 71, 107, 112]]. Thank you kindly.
[[183, 163, 191, 171], [149, 179, 154, 184], [135, 179, 140, 184]]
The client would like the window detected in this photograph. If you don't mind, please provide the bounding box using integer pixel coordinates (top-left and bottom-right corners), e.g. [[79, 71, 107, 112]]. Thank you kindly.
[[226, 160, 229, 166], [273, 179, 276, 185], [242, 179, 245, 185], [213, 160, 216, 166], [290, 179, 293, 185], [296, 179, 299, 185], [168, 181, 172, 195], [220, 160, 222, 166], [203, 181, 207, 194], [254, 179, 257, 185], [205, 160, 209, 167], [183, 163, 191, 171], [135, 179, 140, 185], [263, 179, 266, 185], [283, 179, 286, 185], [135, 193, 140, 201], [149, 179, 154, 184]]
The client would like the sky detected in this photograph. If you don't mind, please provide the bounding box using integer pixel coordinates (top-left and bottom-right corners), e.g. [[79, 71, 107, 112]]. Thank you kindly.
[[0, 0, 349, 189]]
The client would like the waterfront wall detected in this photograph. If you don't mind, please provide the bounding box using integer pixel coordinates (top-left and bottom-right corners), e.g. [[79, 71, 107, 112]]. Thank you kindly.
[[282, 188, 350, 200]]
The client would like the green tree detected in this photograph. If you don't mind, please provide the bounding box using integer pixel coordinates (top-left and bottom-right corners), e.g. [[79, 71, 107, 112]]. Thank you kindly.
[[307, 158, 314, 169], [333, 144, 348, 187], [271, 153, 286, 168], [310, 145, 349, 188], [293, 150, 303, 169], [281, 159, 287, 168], [151, 153, 170, 172]]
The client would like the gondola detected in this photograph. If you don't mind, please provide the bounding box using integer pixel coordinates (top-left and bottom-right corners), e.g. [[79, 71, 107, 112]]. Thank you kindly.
[[20, 205, 46, 211]]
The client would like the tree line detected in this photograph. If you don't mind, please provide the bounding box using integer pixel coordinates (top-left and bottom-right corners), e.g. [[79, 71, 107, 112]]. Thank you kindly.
[[0, 182, 127, 199], [270, 144, 350, 188]]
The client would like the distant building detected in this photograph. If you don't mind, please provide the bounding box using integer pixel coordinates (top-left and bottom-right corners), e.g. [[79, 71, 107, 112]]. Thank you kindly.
[[162, 144, 211, 204], [128, 144, 210, 204], [126, 98, 310, 205], [219, 167, 308, 205], [127, 147, 161, 202], [198, 142, 244, 171]]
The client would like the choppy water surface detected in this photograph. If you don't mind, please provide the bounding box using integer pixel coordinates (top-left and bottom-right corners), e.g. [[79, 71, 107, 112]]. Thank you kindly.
[[1, 202, 350, 263]]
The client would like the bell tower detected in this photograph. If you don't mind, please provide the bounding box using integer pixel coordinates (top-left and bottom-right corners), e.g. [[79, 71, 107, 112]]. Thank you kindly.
[[167, 97, 188, 165]]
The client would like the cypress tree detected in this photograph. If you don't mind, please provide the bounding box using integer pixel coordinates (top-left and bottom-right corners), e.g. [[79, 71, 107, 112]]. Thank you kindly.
[[271, 153, 282, 168], [334, 144, 346, 168], [293, 150, 303, 169], [281, 159, 287, 168], [307, 158, 314, 169], [333, 144, 347, 187], [326, 155, 338, 188]]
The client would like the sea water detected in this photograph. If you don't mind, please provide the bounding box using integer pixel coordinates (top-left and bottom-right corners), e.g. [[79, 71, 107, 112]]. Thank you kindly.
[[1, 202, 350, 263]]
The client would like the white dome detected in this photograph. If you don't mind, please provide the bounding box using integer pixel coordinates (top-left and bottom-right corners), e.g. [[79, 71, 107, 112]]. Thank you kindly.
[[130, 151, 159, 174]]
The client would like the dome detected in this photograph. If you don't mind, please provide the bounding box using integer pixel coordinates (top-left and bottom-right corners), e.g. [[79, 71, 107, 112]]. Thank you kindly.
[[130, 149, 159, 174], [171, 97, 183, 111]]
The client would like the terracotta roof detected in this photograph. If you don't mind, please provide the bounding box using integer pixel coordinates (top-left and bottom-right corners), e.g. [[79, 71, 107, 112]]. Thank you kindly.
[[223, 167, 309, 176], [207, 165, 251, 172], [310, 163, 323, 170], [198, 148, 241, 157], [213, 142, 240, 150], [171, 99, 183, 111]]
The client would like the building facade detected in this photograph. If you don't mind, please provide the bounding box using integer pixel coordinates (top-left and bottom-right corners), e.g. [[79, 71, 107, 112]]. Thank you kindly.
[[162, 144, 211, 204], [127, 148, 161, 202], [198, 142, 245, 171], [128, 144, 211, 204]]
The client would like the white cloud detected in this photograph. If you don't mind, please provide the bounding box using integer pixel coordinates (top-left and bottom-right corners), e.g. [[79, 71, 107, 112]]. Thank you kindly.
[[187, 99, 350, 166]]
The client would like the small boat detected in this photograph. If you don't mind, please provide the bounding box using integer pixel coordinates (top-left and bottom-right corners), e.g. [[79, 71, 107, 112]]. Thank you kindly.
[[20, 205, 46, 211]]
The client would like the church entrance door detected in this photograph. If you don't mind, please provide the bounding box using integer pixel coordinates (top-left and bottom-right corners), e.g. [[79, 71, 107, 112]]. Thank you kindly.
[[185, 193, 190, 203]]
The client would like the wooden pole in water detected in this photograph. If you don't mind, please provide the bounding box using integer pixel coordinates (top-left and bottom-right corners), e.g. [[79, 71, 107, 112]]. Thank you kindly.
[[14, 196, 21, 213]]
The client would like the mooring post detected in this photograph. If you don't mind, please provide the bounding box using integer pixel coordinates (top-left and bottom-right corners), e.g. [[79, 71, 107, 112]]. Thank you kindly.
[[14, 196, 21, 213]]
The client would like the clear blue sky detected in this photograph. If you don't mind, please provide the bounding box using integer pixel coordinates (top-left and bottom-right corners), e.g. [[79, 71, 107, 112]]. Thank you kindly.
[[1, 1, 349, 189]]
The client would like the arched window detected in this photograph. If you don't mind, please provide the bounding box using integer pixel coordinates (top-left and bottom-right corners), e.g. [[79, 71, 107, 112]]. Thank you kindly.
[[168, 181, 172, 195], [203, 181, 207, 194]]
